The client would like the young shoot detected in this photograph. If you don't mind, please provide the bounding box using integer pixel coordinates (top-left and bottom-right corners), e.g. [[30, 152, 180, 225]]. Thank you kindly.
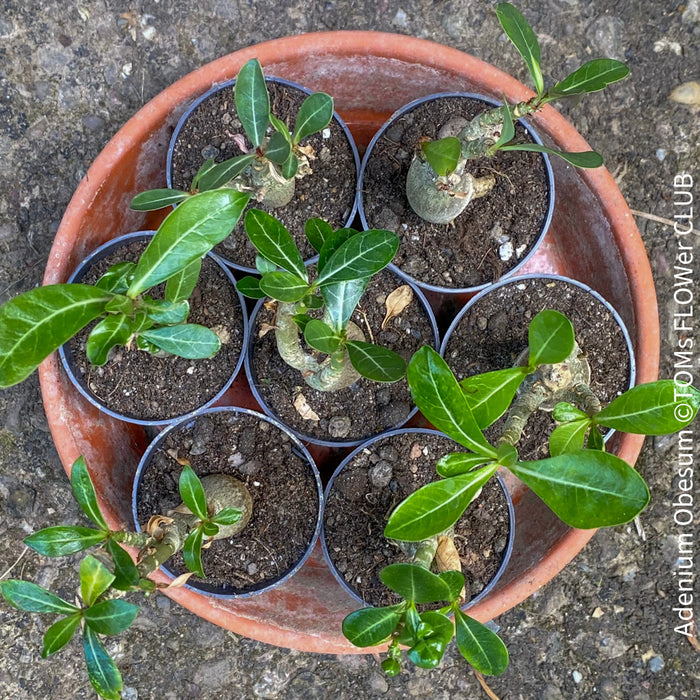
[[237, 210, 408, 391], [408, 2, 630, 223]]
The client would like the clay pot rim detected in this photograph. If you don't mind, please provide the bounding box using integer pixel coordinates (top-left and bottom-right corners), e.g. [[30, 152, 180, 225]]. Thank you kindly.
[[321, 427, 516, 612], [57, 231, 250, 427], [166, 74, 361, 274], [131, 405, 325, 599], [243, 263, 441, 447], [357, 90, 555, 294]]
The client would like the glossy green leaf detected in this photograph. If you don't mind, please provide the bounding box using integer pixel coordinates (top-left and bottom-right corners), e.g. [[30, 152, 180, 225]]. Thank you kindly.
[[588, 426, 605, 451], [41, 613, 81, 658], [528, 309, 575, 366], [407, 612, 453, 669], [594, 380, 700, 434], [407, 347, 496, 457], [265, 131, 292, 164], [197, 153, 256, 191], [500, 142, 604, 168], [128, 189, 249, 297], [255, 254, 277, 274], [346, 341, 407, 383], [408, 639, 444, 669], [83, 626, 122, 700], [455, 608, 509, 675], [191, 158, 216, 191], [85, 599, 139, 635], [436, 452, 492, 478], [438, 570, 466, 602], [0, 580, 78, 615], [24, 526, 107, 557], [496, 442, 518, 468], [260, 271, 310, 302], [245, 209, 307, 279], [281, 153, 298, 179], [317, 227, 359, 271], [105, 540, 139, 591], [131, 308, 153, 334], [139, 324, 221, 359], [179, 464, 208, 520], [130, 189, 189, 211], [551, 59, 630, 97], [165, 258, 202, 303], [385, 464, 498, 541], [142, 297, 190, 325], [342, 604, 403, 647], [380, 564, 452, 603], [304, 319, 341, 354], [202, 522, 219, 537], [293, 92, 333, 144], [381, 657, 401, 676], [322, 278, 370, 333], [496, 2, 544, 96], [403, 605, 421, 641], [211, 507, 242, 526], [460, 367, 528, 429], [95, 262, 137, 294], [86, 314, 132, 366], [491, 101, 516, 151], [236, 276, 266, 299], [0, 284, 112, 387], [421, 137, 460, 176], [183, 527, 205, 578], [552, 402, 588, 423], [549, 418, 589, 457], [70, 457, 108, 530], [302, 293, 324, 310], [269, 113, 291, 142], [293, 313, 312, 332], [80, 555, 115, 607], [511, 450, 650, 528], [305, 218, 333, 253], [316, 230, 399, 286], [103, 295, 133, 315], [234, 58, 270, 148]]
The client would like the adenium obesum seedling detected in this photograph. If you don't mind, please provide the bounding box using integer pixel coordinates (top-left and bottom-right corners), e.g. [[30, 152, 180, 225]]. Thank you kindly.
[[131, 58, 334, 213], [344, 310, 700, 675], [408, 2, 630, 223], [237, 209, 408, 391], [0, 189, 249, 388], [0, 457, 252, 700]]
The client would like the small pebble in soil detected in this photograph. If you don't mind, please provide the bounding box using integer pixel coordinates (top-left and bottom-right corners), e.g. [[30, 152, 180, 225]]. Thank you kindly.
[[572, 670, 583, 684], [329, 416, 352, 439], [201, 144, 219, 159], [378, 445, 399, 462], [369, 461, 393, 489], [648, 656, 664, 672]]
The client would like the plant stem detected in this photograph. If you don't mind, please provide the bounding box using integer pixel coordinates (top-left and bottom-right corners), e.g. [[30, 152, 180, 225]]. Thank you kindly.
[[136, 513, 194, 578], [498, 383, 548, 447]]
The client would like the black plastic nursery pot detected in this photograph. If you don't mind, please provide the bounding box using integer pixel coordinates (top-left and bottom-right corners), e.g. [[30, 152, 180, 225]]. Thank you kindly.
[[322, 428, 515, 609], [167, 76, 360, 274], [358, 92, 555, 295], [244, 265, 440, 447], [132, 406, 324, 597], [59, 231, 249, 426]]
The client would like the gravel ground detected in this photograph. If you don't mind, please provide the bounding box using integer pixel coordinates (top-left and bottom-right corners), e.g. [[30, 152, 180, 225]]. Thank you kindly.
[[1, 1, 698, 698]]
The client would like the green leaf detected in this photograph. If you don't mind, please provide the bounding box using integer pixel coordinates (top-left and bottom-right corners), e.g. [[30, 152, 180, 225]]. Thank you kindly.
[[80, 555, 115, 607], [24, 526, 108, 557], [202, 522, 219, 537], [234, 58, 270, 148], [260, 271, 310, 302], [382, 658, 401, 676], [130, 189, 189, 211], [436, 452, 492, 478], [407, 612, 454, 669], [293, 92, 334, 144], [197, 153, 257, 191], [491, 101, 516, 151], [302, 293, 324, 310], [281, 154, 298, 179], [421, 137, 461, 176], [305, 218, 333, 253], [128, 189, 250, 297], [549, 419, 589, 457], [142, 297, 190, 325], [322, 278, 370, 333], [244, 209, 307, 279], [191, 158, 216, 191], [317, 227, 359, 271], [552, 402, 588, 423], [84, 599, 139, 635], [0, 580, 78, 615], [384, 464, 498, 541], [41, 613, 81, 658], [103, 295, 133, 315], [265, 131, 292, 164], [496, 443, 518, 468], [95, 262, 137, 294], [588, 426, 605, 451], [380, 563, 452, 603], [455, 608, 509, 676], [500, 142, 604, 168], [105, 540, 139, 591], [293, 313, 312, 332], [83, 626, 122, 700], [70, 457, 108, 530], [460, 367, 528, 429], [511, 450, 650, 528], [342, 605, 403, 647], [407, 347, 496, 457], [528, 309, 575, 366], [86, 314, 132, 366], [496, 2, 544, 96], [255, 254, 277, 274], [179, 464, 208, 520], [131, 308, 153, 334], [236, 276, 267, 299], [183, 527, 205, 578], [0, 284, 112, 387], [316, 230, 399, 286], [269, 113, 291, 142], [439, 570, 466, 602], [551, 59, 630, 97], [211, 507, 242, 526], [408, 639, 445, 669], [139, 324, 221, 359], [165, 258, 202, 303], [304, 319, 341, 354], [594, 380, 700, 434], [346, 341, 407, 383]]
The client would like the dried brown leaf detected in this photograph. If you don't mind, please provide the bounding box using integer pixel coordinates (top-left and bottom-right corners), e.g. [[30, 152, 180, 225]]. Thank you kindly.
[[293, 393, 320, 421], [145, 515, 173, 538], [167, 572, 195, 588], [258, 322, 278, 338], [381, 285, 413, 330]]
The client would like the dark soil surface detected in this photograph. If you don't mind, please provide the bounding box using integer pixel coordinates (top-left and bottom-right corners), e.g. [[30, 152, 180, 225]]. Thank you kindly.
[[250, 268, 436, 444], [135, 410, 319, 594], [67, 239, 245, 422], [323, 431, 511, 607], [170, 81, 357, 269], [443, 277, 632, 460], [361, 95, 549, 289]]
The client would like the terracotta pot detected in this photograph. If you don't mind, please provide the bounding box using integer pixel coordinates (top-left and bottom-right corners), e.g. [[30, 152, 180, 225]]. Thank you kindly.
[[39, 32, 659, 654]]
